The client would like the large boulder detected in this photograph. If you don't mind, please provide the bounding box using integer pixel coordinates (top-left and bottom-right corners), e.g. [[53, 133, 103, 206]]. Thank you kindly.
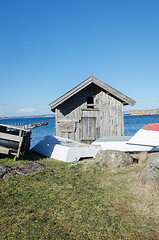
[[95, 150, 134, 169], [146, 153, 159, 168], [140, 153, 159, 184]]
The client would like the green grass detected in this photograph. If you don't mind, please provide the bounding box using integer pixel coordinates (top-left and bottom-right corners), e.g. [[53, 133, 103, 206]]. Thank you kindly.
[[0, 152, 159, 239]]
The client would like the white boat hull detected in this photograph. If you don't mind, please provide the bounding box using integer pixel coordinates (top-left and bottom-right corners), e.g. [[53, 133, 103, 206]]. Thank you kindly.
[[92, 136, 158, 152], [128, 129, 159, 147], [32, 124, 159, 162], [32, 135, 102, 162]]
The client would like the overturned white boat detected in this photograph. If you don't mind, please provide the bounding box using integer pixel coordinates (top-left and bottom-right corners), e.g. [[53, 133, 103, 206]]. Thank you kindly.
[[32, 135, 102, 162], [32, 123, 159, 162], [92, 123, 159, 152], [127, 123, 159, 148]]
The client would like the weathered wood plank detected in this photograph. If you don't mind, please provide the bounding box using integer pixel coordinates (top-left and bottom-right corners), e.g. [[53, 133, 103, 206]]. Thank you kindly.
[[0, 132, 23, 142], [0, 146, 10, 154], [82, 117, 97, 142]]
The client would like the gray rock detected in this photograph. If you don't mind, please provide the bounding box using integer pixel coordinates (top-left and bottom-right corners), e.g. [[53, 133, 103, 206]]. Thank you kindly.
[[0, 165, 11, 178], [145, 169, 159, 183], [146, 153, 159, 168], [140, 153, 159, 184], [95, 150, 134, 168], [20, 161, 46, 173], [0, 161, 46, 179]]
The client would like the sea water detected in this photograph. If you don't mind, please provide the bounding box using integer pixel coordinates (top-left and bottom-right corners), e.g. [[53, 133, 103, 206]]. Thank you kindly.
[[124, 115, 159, 136], [0, 115, 159, 148], [0, 117, 55, 148]]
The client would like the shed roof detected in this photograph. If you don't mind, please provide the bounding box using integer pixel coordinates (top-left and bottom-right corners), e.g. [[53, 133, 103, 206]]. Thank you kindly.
[[49, 75, 136, 111]]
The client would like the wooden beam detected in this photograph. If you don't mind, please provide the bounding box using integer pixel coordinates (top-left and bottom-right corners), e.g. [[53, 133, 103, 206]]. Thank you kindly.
[[0, 132, 23, 142], [0, 146, 10, 154]]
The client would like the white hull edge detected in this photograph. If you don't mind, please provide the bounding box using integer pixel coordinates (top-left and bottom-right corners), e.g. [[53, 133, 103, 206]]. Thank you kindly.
[[32, 135, 102, 162], [92, 137, 158, 152], [128, 129, 159, 147]]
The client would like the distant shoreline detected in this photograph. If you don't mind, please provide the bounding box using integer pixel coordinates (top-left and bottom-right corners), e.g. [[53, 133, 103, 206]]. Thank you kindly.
[[124, 110, 159, 116], [0, 114, 55, 120], [1, 111, 159, 119]]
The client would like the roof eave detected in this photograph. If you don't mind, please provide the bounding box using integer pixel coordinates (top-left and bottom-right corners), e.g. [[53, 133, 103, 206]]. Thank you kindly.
[[49, 75, 136, 111], [49, 76, 94, 111], [91, 76, 136, 106]]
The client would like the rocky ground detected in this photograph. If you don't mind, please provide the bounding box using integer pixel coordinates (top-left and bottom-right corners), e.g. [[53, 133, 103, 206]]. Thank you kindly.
[[82, 150, 159, 185], [140, 152, 159, 184], [1, 151, 159, 185], [0, 161, 45, 178]]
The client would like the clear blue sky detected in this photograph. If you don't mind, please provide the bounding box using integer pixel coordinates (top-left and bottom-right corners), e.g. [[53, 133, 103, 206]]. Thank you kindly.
[[0, 0, 159, 117]]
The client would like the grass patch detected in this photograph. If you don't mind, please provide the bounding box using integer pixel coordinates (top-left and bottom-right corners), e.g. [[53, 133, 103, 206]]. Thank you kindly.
[[0, 153, 159, 239]]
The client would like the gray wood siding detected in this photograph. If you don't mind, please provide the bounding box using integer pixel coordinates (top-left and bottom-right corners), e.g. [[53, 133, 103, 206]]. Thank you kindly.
[[82, 117, 96, 141], [55, 84, 124, 142]]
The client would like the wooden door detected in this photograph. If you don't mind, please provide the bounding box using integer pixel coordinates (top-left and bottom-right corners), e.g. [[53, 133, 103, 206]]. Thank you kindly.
[[81, 117, 97, 143]]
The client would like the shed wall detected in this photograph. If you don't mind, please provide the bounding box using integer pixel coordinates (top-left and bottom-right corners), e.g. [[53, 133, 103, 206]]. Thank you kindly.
[[55, 84, 124, 142]]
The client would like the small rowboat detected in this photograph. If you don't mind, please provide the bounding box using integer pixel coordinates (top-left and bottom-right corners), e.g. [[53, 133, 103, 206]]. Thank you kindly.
[[127, 123, 159, 147], [32, 123, 159, 162], [92, 123, 159, 152], [32, 135, 102, 162]]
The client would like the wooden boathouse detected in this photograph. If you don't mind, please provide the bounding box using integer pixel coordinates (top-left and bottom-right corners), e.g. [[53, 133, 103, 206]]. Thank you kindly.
[[49, 75, 136, 143]]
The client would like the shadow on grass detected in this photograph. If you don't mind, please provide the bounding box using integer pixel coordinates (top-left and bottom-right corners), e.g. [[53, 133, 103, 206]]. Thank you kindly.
[[0, 151, 45, 164], [20, 150, 45, 162]]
